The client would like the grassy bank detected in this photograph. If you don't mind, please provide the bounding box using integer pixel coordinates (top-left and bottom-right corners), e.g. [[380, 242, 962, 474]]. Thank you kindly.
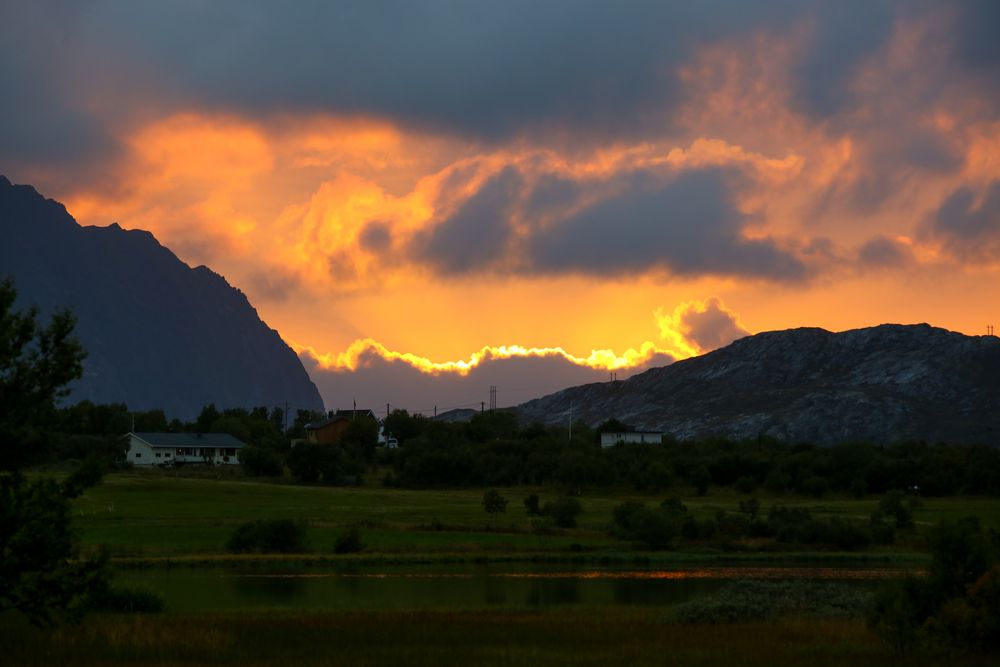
[[2, 608, 996, 667], [68, 469, 1000, 563]]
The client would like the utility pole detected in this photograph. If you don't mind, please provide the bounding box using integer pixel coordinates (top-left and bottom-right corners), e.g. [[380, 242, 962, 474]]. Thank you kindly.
[[386, 403, 390, 419], [481, 401, 485, 414], [434, 405, 437, 418]]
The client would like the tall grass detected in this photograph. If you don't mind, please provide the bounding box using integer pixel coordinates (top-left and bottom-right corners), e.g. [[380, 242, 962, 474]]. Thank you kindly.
[[2, 609, 995, 667]]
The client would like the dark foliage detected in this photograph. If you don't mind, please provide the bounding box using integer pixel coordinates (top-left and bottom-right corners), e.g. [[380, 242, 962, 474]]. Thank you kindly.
[[0, 278, 107, 627], [226, 519, 308, 554], [543, 496, 582, 528], [333, 528, 364, 554]]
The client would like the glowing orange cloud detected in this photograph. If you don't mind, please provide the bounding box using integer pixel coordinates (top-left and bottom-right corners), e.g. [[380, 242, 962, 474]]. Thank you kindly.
[[295, 298, 744, 376]]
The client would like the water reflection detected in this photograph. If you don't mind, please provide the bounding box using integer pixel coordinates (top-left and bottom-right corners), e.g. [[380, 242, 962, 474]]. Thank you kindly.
[[124, 565, 910, 613]]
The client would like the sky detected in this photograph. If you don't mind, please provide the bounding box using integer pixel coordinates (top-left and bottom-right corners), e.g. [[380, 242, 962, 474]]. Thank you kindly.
[[2, 1, 999, 415]]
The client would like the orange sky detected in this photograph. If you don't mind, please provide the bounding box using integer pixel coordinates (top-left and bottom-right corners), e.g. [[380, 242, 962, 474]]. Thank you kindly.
[[3, 3, 999, 408]]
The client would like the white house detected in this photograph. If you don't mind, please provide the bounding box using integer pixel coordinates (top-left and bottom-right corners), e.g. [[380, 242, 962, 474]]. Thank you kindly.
[[125, 432, 246, 466], [600, 431, 664, 448]]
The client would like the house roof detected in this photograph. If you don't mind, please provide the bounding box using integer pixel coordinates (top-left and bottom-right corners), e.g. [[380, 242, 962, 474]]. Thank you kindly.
[[130, 432, 245, 448], [331, 408, 378, 419], [304, 416, 351, 430]]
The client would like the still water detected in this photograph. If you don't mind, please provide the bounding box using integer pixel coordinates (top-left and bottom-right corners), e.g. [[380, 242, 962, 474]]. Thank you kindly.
[[121, 565, 902, 612]]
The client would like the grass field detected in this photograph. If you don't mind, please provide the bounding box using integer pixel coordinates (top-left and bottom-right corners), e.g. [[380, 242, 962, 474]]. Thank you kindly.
[[6, 470, 999, 665], [68, 468, 1000, 562]]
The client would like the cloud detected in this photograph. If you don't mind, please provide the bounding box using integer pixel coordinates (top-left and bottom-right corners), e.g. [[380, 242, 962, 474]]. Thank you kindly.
[[655, 297, 749, 354], [922, 181, 1000, 262], [300, 349, 663, 415], [527, 169, 807, 281], [295, 295, 748, 409], [412, 167, 521, 274], [857, 236, 916, 270]]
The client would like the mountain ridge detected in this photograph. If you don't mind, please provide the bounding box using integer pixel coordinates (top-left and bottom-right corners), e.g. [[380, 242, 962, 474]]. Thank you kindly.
[[517, 323, 1000, 445], [0, 175, 325, 419]]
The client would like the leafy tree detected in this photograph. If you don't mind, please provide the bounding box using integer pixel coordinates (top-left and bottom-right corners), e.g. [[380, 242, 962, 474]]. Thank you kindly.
[[0, 278, 107, 625], [1, 277, 85, 470], [482, 489, 508, 524]]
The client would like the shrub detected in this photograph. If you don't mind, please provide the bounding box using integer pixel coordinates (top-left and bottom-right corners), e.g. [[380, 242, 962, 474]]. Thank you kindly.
[[226, 518, 307, 553], [734, 476, 757, 494], [481, 489, 508, 524], [238, 446, 283, 477], [878, 489, 921, 530], [334, 527, 364, 554], [630, 507, 678, 551], [523, 493, 542, 516], [544, 496, 582, 528], [611, 501, 646, 535]]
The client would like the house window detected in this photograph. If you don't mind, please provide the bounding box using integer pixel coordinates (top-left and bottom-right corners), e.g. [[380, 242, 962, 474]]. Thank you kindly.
[[155, 453, 161, 458], [225, 448, 236, 457], [135, 452, 141, 458]]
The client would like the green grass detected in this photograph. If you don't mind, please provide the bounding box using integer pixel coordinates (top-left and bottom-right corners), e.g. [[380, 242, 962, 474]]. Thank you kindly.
[[66, 469, 1000, 562], [2, 609, 997, 667]]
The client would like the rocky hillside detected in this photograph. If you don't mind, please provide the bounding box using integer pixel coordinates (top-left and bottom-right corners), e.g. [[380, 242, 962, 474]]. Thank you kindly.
[[0, 175, 325, 419], [518, 325, 1000, 445]]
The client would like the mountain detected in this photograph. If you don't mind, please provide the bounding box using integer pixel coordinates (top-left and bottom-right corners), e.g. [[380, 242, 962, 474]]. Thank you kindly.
[[518, 324, 1000, 445], [0, 175, 325, 419]]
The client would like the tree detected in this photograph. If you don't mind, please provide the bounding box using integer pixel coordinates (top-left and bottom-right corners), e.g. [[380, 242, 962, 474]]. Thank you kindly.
[[482, 489, 508, 525], [1, 277, 85, 470], [0, 278, 107, 626]]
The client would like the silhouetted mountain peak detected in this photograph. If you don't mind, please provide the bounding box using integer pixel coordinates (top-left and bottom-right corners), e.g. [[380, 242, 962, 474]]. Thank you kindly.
[[0, 175, 324, 419], [519, 324, 1000, 445]]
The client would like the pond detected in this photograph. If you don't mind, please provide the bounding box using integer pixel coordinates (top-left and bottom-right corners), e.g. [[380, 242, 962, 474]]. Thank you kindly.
[[120, 564, 906, 612]]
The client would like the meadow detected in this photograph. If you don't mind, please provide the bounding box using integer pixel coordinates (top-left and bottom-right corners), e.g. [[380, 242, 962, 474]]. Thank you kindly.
[[4, 469, 998, 666], [68, 468, 1000, 563]]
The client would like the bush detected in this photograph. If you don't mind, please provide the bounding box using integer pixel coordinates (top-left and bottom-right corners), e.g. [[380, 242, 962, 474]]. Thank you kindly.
[[734, 476, 757, 494], [334, 527, 364, 554], [226, 518, 307, 553], [611, 501, 646, 535], [630, 507, 678, 551], [523, 493, 542, 516], [239, 446, 283, 477], [544, 496, 582, 528]]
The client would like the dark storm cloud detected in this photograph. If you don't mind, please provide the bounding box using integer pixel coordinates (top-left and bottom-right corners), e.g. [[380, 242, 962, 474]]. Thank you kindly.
[[527, 169, 807, 281], [412, 167, 521, 274], [790, 2, 894, 119], [2, 0, 911, 167], [922, 181, 1000, 261], [0, 3, 121, 171], [952, 0, 1000, 106]]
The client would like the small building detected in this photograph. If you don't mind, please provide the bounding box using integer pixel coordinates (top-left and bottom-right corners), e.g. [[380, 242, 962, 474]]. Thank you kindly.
[[600, 431, 664, 448], [126, 432, 245, 465], [304, 415, 352, 444]]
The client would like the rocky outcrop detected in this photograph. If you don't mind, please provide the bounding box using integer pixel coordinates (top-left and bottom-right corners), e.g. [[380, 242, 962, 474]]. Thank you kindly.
[[0, 175, 325, 419], [518, 324, 1000, 445]]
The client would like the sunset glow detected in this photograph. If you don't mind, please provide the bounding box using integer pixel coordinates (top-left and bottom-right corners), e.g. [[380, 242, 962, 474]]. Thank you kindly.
[[3, 2, 998, 409]]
